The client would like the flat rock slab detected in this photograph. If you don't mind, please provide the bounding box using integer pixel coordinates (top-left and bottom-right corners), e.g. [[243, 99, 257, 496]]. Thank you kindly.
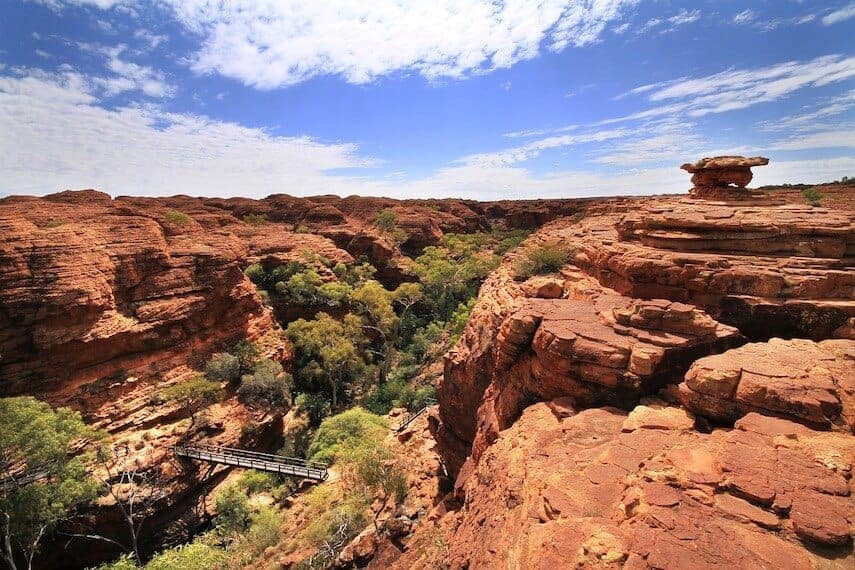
[[679, 338, 855, 430]]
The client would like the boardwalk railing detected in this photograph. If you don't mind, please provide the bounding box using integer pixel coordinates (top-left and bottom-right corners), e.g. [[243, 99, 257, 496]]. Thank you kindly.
[[396, 398, 438, 432], [172, 444, 328, 482]]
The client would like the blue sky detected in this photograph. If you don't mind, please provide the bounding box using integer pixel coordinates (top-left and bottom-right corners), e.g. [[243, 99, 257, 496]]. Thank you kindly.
[[0, 0, 853, 199]]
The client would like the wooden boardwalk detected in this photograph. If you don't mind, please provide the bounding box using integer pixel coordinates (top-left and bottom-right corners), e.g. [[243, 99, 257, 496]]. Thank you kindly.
[[172, 444, 328, 482]]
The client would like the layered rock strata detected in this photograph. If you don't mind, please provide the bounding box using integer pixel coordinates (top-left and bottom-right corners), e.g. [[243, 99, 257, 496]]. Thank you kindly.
[[681, 155, 770, 200], [426, 158, 855, 568]]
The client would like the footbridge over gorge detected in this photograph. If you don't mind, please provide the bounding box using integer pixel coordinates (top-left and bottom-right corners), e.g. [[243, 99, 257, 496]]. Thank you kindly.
[[172, 444, 329, 482]]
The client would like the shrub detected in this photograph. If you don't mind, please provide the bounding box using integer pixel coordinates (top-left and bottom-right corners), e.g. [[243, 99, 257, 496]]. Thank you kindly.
[[411, 385, 437, 411], [240, 470, 278, 494], [214, 485, 250, 536], [244, 263, 272, 289], [802, 187, 823, 206], [513, 241, 571, 279], [164, 210, 190, 225], [307, 408, 388, 464], [243, 213, 268, 226], [230, 339, 260, 375], [294, 392, 331, 425], [243, 506, 282, 554], [160, 377, 224, 410], [374, 208, 398, 233], [237, 359, 292, 410], [449, 298, 476, 341], [204, 352, 241, 383], [144, 542, 228, 570], [362, 379, 412, 415]]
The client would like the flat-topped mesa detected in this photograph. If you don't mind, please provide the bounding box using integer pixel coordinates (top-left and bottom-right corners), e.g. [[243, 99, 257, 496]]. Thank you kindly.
[[681, 155, 770, 200]]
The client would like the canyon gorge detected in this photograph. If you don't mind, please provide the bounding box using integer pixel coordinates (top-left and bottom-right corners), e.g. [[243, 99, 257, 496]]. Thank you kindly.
[[0, 160, 853, 569]]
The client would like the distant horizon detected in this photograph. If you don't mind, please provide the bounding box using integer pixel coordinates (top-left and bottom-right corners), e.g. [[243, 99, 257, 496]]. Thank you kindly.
[[1, 1, 853, 200], [4, 173, 850, 204]]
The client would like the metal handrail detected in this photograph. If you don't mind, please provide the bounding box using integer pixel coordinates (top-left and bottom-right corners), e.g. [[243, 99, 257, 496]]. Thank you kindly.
[[396, 398, 438, 432], [171, 445, 328, 481]]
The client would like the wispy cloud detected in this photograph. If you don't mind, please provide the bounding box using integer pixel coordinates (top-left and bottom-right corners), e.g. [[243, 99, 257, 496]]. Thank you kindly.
[[611, 54, 855, 122], [823, 3, 855, 25]]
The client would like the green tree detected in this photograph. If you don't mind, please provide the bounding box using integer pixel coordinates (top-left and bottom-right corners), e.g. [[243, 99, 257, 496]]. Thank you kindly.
[[307, 408, 388, 465], [237, 359, 292, 411], [204, 352, 241, 384], [160, 377, 224, 430], [413, 245, 498, 320], [214, 485, 250, 536], [230, 340, 260, 377], [286, 314, 366, 410], [0, 397, 100, 570]]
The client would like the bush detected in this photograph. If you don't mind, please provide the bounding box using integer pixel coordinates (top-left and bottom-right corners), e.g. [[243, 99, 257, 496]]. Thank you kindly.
[[513, 241, 571, 279], [240, 470, 278, 495], [307, 408, 388, 464], [449, 298, 476, 341], [243, 506, 282, 554], [214, 485, 250, 536], [163, 210, 190, 225], [802, 187, 823, 206], [245, 263, 272, 289], [362, 379, 412, 415], [204, 352, 241, 383], [294, 392, 331, 425], [374, 208, 398, 233], [243, 213, 268, 226], [144, 542, 228, 570], [237, 358, 292, 410], [160, 376, 224, 409]]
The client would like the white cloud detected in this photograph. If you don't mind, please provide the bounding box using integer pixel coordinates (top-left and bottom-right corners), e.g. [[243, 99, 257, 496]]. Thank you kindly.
[[667, 9, 700, 27], [32, 0, 130, 10], [638, 9, 699, 34], [611, 54, 855, 121], [98, 45, 173, 97], [35, 49, 52, 59], [460, 127, 630, 168], [161, 0, 635, 89], [0, 68, 381, 198], [823, 3, 855, 25], [770, 129, 855, 151], [733, 9, 755, 25], [2, 66, 853, 201], [73, 43, 174, 97], [613, 22, 630, 34], [759, 90, 855, 133], [133, 29, 168, 50]]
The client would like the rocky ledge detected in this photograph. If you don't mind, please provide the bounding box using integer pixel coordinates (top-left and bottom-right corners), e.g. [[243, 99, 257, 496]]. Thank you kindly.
[[423, 157, 854, 568]]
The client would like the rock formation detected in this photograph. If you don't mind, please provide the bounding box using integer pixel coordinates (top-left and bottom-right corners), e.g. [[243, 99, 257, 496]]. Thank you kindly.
[[681, 155, 770, 200], [416, 157, 855, 568]]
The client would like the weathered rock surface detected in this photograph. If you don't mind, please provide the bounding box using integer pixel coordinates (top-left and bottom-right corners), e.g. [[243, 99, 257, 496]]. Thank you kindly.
[[392, 403, 855, 569], [681, 155, 770, 199], [678, 338, 855, 431], [425, 159, 854, 570]]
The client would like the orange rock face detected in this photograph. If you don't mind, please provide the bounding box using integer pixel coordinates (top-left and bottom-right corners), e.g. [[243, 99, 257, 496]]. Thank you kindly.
[[420, 160, 855, 568], [393, 403, 855, 568], [678, 338, 855, 431]]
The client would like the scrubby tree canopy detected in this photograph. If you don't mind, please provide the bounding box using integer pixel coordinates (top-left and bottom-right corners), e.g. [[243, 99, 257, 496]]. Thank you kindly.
[[0, 397, 100, 570]]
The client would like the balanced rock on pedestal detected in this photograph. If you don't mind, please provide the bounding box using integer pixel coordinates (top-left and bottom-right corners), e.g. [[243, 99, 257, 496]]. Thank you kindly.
[[681, 155, 769, 200]]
